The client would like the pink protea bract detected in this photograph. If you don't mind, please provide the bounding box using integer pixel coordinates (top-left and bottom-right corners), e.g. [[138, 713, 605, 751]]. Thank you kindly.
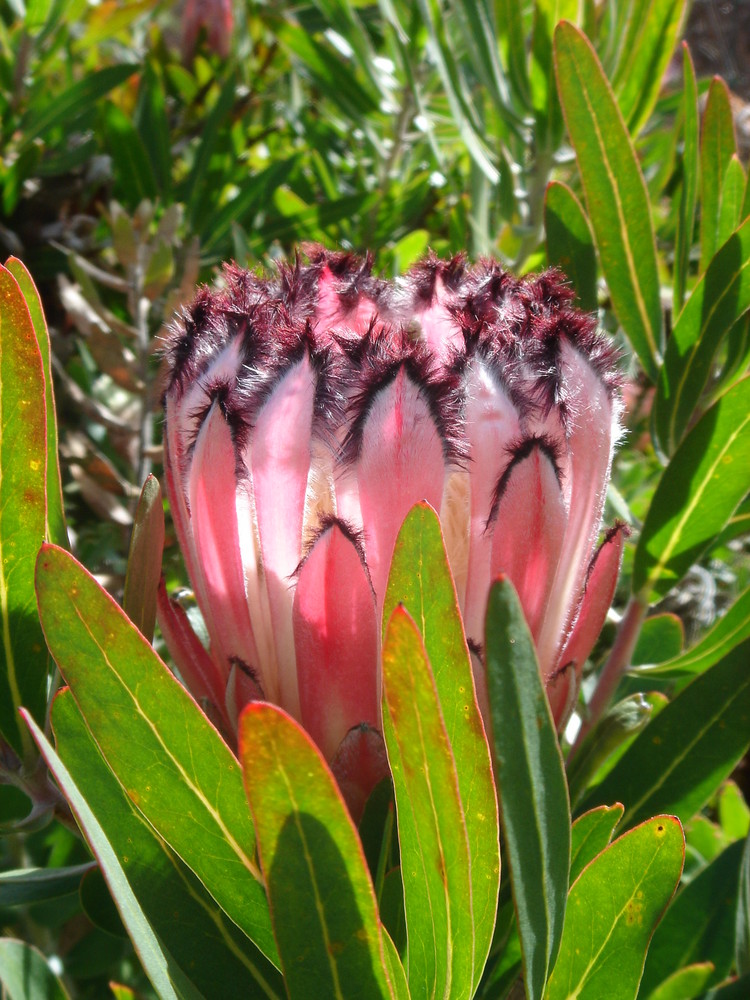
[[158, 247, 624, 811]]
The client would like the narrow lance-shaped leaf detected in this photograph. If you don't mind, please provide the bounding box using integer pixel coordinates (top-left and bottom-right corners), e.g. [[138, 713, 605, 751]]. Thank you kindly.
[[545, 817, 684, 1000], [673, 44, 699, 312], [0, 938, 70, 1000], [50, 689, 283, 1000], [544, 180, 597, 312], [579, 638, 750, 829], [640, 838, 745, 996], [34, 543, 279, 966], [4, 257, 67, 549], [569, 804, 624, 884], [554, 20, 663, 380], [381, 605, 475, 999], [700, 77, 738, 275], [636, 377, 750, 600], [382, 502, 500, 992], [529, 0, 580, 150], [633, 585, 750, 678], [612, 0, 688, 137], [738, 833, 750, 976], [239, 703, 404, 1000], [123, 474, 165, 642], [0, 266, 49, 757], [717, 155, 747, 248], [485, 577, 571, 1000], [655, 212, 750, 455], [23, 711, 197, 1000]]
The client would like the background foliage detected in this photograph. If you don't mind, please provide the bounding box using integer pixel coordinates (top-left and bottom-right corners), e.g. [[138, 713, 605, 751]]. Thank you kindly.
[[1, 1, 749, 998]]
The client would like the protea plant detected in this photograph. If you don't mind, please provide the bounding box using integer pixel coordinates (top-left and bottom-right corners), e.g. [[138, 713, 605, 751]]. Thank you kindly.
[[158, 247, 624, 812]]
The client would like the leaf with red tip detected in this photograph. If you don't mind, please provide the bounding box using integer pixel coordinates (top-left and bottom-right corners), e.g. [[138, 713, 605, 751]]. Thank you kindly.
[[0, 263, 50, 756], [383, 503, 500, 992], [34, 543, 278, 965], [239, 703, 404, 1000], [545, 817, 684, 1000], [48, 689, 283, 1000], [381, 604, 475, 999], [4, 257, 67, 549]]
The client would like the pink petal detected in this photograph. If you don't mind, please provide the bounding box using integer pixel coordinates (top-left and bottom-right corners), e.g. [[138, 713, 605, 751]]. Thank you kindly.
[[349, 367, 447, 611], [247, 355, 316, 718], [415, 274, 463, 363], [489, 442, 568, 648], [330, 724, 389, 822], [293, 522, 379, 761], [155, 577, 230, 730], [188, 400, 259, 685], [536, 341, 618, 675], [462, 360, 522, 644], [558, 523, 626, 677]]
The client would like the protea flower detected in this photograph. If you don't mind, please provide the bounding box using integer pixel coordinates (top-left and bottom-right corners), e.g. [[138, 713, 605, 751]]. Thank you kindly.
[[158, 247, 624, 812]]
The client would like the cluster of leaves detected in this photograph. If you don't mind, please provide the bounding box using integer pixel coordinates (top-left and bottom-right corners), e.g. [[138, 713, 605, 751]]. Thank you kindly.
[[1, 1, 749, 999]]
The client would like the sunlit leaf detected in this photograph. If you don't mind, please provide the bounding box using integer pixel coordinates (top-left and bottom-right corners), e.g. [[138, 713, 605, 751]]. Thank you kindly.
[[673, 44, 699, 312], [0, 938, 70, 1000], [554, 20, 662, 380], [579, 639, 750, 829], [569, 804, 624, 884], [123, 474, 164, 642], [636, 377, 750, 600], [239, 703, 402, 1000], [545, 817, 684, 1000], [34, 544, 278, 965], [381, 605, 475, 999], [700, 77, 738, 274], [50, 689, 282, 999], [640, 838, 744, 996], [654, 218, 750, 457], [382, 502, 500, 993], [0, 265, 49, 756]]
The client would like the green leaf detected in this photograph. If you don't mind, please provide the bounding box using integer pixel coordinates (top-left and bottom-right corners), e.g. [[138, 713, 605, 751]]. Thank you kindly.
[[182, 73, 238, 227], [382, 503, 500, 992], [570, 804, 624, 884], [51, 690, 282, 999], [34, 544, 278, 966], [0, 265, 49, 757], [19, 64, 136, 147], [635, 377, 750, 600], [544, 180, 597, 311], [673, 44, 699, 312], [640, 838, 744, 996], [239, 703, 400, 1000], [554, 20, 662, 381], [0, 862, 95, 906], [102, 102, 158, 207], [23, 712, 198, 1000], [134, 62, 172, 196], [653, 218, 750, 457], [4, 257, 67, 549], [485, 577, 570, 1000], [201, 157, 297, 256], [719, 782, 750, 841], [545, 816, 684, 1000], [644, 963, 714, 1000], [631, 614, 684, 666], [633, 586, 750, 678], [700, 77, 738, 275], [496, 0, 530, 106], [578, 639, 750, 829], [718, 156, 747, 249], [381, 605, 474, 999], [123, 474, 164, 642], [738, 833, 750, 976], [611, 0, 688, 137], [0, 938, 70, 1000], [695, 973, 750, 1000], [530, 0, 579, 149]]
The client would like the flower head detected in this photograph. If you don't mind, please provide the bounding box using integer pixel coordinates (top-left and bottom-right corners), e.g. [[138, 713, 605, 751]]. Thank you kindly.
[[159, 248, 624, 810]]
